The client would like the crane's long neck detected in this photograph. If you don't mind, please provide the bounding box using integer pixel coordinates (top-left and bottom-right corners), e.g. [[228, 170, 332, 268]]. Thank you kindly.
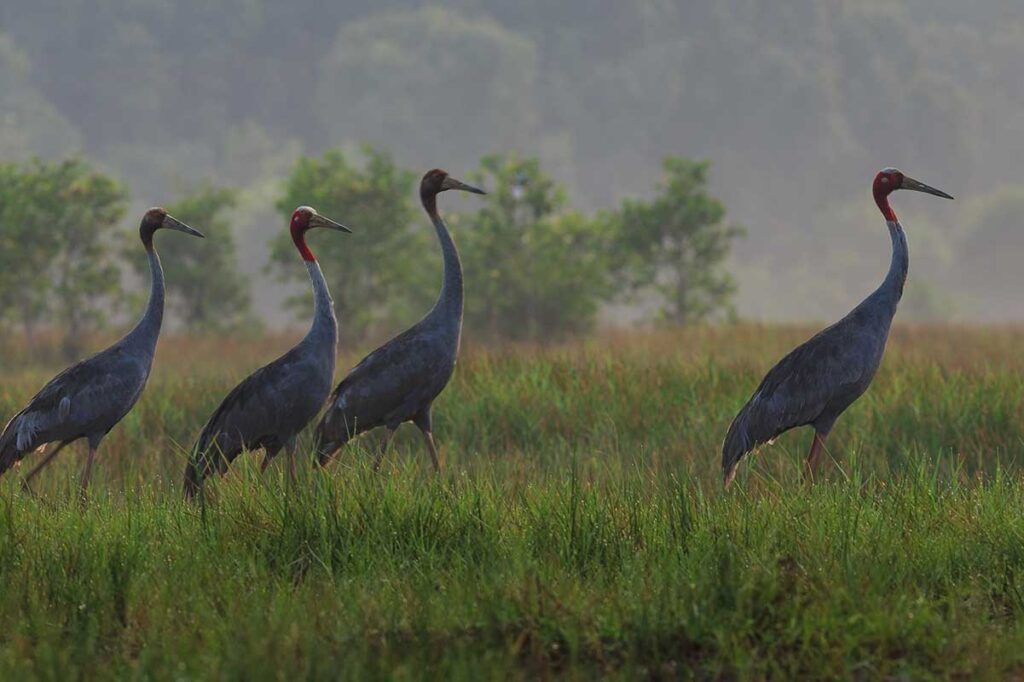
[[869, 185, 909, 317], [125, 246, 165, 354], [872, 219, 909, 315], [423, 193, 464, 331], [302, 258, 338, 356]]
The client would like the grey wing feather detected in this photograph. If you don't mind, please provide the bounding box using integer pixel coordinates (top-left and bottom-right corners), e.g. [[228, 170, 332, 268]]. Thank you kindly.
[[722, 322, 873, 475], [0, 349, 147, 473], [319, 327, 448, 441], [192, 346, 320, 464]]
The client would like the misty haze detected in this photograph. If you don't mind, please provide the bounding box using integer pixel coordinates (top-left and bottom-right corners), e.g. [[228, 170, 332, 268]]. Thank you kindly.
[[3, 1, 1021, 335]]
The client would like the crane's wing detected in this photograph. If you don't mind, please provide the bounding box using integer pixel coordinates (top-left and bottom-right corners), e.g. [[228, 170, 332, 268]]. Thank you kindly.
[[722, 322, 874, 479], [0, 349, 147, 472], [192, 346, 314, 460], [319, 326, 446, 442]]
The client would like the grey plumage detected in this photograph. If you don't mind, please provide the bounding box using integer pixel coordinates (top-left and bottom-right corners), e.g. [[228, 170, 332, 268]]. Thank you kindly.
[[722, 168, 953, 487], [183, 207, 348, 496], [0, 208, 204, 495], [314, 169, 485, 470]]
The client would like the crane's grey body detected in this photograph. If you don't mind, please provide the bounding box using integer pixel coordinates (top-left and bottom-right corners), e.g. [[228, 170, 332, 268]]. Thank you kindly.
[[0, 208, 203, 494], [722, 220, 907, 482], [315, 276, 461, 451], [186, 260, 337, 486], [315, 169, 482, 468]]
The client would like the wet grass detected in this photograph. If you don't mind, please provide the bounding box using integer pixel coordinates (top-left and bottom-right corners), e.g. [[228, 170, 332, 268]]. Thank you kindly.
[[1, 324, 1023, 679]]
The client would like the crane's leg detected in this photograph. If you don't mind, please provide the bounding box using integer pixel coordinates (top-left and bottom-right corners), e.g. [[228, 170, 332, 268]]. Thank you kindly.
[[412, 409, 440, 473], [803, 431, 829, 484], [260, 445, 282, 475], [285, 438, 298, 485], [79, 445, 98, 502], [418, 430, 441, 474], [372, 428, 396, 472], [21, 441, 70, 493]]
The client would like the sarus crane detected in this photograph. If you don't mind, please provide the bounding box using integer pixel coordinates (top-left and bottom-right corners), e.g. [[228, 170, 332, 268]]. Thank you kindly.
[[722, 168, 953, 488], [0, 208, 204, 497], [183, 206, 349, 497], [314, 169, 485, 472]]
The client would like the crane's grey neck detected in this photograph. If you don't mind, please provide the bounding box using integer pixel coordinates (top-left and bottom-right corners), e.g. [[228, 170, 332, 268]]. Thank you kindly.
[[874, 220, 909, 312], [125, 247, 165, 353], [302, 259, 338, 350], [427, 208, 464, 328]]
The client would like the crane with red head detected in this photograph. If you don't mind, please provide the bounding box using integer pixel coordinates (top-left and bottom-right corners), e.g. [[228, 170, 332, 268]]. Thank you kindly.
[[314, 168, 485, 472], [0, 208, 204, 498], [722, 168, 953, 487], [183, 206, 350, 497]]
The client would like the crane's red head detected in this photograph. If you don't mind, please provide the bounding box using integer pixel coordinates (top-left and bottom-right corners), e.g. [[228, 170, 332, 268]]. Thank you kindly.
[[872, 168, 904, 222], [872, 167, 954, 223], [289, 205, 351, 262], [419, 168, 486, 217], [139, 206, 204, 250]]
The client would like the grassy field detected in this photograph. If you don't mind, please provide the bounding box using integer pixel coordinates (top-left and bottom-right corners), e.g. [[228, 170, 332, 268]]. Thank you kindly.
[[1, 324, 1024, 679]]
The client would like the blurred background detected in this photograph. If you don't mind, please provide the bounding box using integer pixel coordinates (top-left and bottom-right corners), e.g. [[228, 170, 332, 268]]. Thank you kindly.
[[1, 0, 1022, 358]]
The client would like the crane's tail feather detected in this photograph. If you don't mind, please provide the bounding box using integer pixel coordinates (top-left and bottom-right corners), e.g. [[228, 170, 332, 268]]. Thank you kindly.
[[312, 433, 349, 467], [721, 406, 756, 488], [722, 398, 784, 488], [182, 442, 235, 499], [0, 429, 25, 478], [182, 461, 203, 500], [312, 410, 353, 467]]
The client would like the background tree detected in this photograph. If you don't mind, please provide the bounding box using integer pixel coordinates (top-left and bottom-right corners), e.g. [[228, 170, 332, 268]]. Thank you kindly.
[[3, 0, 1024, 323], [126, 184, 254, 333], [269, 147, 418, 343], [612, 158, 742, 325], [0, 161, 49, 343], [0, 158, 126, 358], [458, 154, 614, 342]]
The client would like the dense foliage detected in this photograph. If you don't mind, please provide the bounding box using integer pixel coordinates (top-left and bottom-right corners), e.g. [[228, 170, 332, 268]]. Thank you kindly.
[[1, 1, 1021, 322], [0, 158, 126, 358], [269, 147, 419, 343], [613, 158, 743, 324]]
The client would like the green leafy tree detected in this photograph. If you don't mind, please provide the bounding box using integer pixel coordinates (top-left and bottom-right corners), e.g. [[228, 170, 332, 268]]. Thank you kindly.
[[127, 184, 253, 332], [0, 158, 127, 358], [0, 161, 47, 342], [458, 154, 614, 342], [270, 147, 418, 343], [613, 158, 742, 324]]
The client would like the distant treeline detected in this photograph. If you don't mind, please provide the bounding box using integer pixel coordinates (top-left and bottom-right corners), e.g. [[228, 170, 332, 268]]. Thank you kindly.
[[2, 1, 1024, 322], [0, 150, 740, 357]]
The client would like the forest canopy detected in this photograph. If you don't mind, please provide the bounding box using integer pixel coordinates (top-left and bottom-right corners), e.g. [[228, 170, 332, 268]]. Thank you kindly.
[[0, 1, 1021, 327]]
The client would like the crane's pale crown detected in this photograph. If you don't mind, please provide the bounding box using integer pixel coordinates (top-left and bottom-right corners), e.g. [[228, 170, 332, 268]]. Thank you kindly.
[[291, 206, 317, 231]]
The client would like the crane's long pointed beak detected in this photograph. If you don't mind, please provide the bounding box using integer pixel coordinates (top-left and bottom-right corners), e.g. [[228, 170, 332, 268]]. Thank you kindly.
[[309, 213, 352, 233], [441, 176, 487, 195], [163, 214, 205, 238], [901, 176, 954, 200]]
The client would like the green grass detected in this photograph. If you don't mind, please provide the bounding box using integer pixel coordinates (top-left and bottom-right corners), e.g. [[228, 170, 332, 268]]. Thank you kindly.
[[1, 324, 1024, 679]]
